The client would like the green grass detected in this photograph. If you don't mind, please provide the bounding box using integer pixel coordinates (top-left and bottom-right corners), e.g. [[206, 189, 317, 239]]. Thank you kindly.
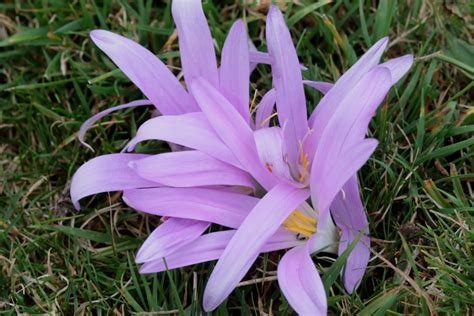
[[1, 0, 473, 314]]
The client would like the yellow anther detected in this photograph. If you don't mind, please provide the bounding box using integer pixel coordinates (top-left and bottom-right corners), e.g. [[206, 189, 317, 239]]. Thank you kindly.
[[292, 210, 317, 225], [298, 143, 309, 183], [283, 209, 317, 238], [284, 225, 314, 238], [286, 214, 314, 232]]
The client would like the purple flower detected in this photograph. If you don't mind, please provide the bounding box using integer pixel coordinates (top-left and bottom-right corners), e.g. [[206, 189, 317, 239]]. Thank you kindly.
[[71, 1, 413, 314]]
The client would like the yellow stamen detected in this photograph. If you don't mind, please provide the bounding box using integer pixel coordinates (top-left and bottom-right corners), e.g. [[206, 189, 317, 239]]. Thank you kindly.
[[284, 225, 314, 238], [298, 143, 309, 183], [260, 112, 279, 127], [286, 213, 315, 232], [283, 209, 317, 238], [292, 210, 317, 225], [249, 90, 259, 113]]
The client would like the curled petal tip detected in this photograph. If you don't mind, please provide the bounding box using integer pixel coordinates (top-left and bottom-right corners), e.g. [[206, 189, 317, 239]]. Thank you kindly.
[[277, 245, 328, 315], [378, 36, 389, 47], [373, 65, 393, 82], [268, 5, 284, 22], [234, 18, 245, 28], [124, 143, 134, 153], [138, 264, 150, 274], [89, 29, 112, 43], [79, 139, 95, 152], [268, 4, 280, 13], [367, 36, 389, 55], [203, 296, 220, 313], [135, 238, 165, 263], [202, 302, 213, 313], [402, 53, 415, 66], [135, 252, 146, 264], [73, 201, 80, 211], [89, 29, 100, 39], [345, 282, 356, 294], [122, 195, 131, 206], [406, 54, 415, 70]]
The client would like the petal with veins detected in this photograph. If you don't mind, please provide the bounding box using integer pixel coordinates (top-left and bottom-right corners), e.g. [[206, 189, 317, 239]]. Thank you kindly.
[[310, 67, 392, 218], [172, 0, 218, 87], [278, 240, 327, 315], [90, 30, 198, 114], [249, 50, 272, 67], [123, 187, 258, 229], [203, 183, 309, 311], [330, 175, 370, 293], [255, 89, 276, 129], [220, 20, 250, 123], [266, 5, 308, 175], [140, 229, 303, 273], [309, 64, 391, 218], [303, 80, 334, 95], [126, 112, 241, 169], [306, 37, 389, 157], [189, 78, 277, 190], [312, 139, 378, 227], [255, 82, 331, 130], [136, 218, 210, 263], [70, 154, 156, 210], [380, 54, 414, 84], [130, 151, 255, 189], [317, 67, 391, 164]]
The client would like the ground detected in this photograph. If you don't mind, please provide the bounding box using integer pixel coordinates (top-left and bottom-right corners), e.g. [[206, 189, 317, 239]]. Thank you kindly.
[[0, 0, 473, 314]]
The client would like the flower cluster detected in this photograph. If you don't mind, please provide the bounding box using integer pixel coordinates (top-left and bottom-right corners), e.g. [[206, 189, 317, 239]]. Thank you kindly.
[[71, 0, 413, 314]]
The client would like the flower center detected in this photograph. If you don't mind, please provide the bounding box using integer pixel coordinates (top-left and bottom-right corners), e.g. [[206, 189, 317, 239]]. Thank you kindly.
[[283, 209, 317, 238]]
